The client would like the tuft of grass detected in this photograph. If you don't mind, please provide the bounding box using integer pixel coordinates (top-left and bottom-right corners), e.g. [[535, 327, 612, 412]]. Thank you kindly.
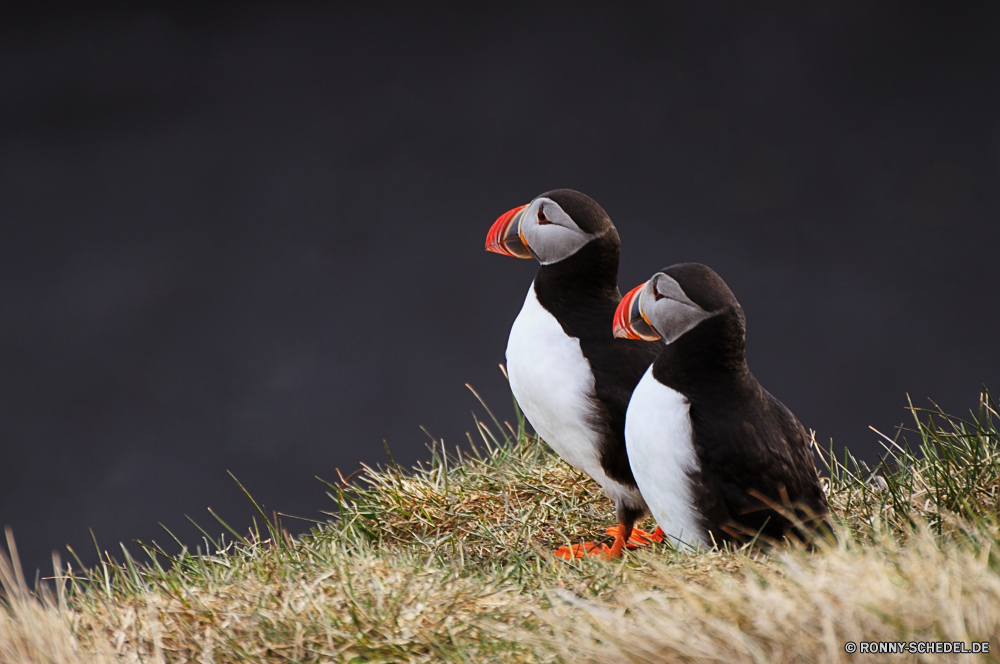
[[823, 390, 1000, 540], [2, 387, 999, 662], [0, 529, 115, 664], [317, 390, 664, 581]]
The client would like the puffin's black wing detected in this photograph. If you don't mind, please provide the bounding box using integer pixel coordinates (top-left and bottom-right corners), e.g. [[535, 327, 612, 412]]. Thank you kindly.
[[762, 391, 829, 507], [690, 382, 829, 544], [582, 336, 662, 487]]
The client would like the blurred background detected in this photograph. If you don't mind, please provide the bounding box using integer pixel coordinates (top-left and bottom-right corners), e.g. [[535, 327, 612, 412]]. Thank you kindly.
[[2, 1, 998, 575]]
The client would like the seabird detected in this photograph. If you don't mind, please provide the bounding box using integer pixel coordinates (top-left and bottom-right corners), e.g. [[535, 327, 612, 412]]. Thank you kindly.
[[614, 263, 829, 548], [486, 189, 662, 558]]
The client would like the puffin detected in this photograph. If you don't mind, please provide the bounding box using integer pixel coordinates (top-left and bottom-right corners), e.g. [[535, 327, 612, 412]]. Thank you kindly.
[[613, 263, 829, 548], [486, 189, 663, 558]]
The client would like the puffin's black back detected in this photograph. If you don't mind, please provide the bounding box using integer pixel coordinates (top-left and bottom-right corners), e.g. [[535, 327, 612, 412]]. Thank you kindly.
[[650, 270, 829, 543]]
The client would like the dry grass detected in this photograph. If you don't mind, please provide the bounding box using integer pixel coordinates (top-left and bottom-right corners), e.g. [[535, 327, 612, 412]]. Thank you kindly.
[[536, 527, 1000, 663], [1, 531, 115, 664], [323, 392, 664, 574], [66, 541, 532, 663], [2, 389, 999, 663]]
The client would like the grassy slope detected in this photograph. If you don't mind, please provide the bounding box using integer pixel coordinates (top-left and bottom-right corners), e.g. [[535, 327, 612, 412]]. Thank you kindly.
[[2, 390, 999, 663]]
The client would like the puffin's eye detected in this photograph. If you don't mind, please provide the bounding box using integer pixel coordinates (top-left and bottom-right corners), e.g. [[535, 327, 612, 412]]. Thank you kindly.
[[654, 289, 665, 301], [537, 209, 550, 225]]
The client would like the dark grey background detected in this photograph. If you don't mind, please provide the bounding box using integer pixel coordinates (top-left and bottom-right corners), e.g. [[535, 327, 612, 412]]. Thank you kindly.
[[2, 2, 998, 575]]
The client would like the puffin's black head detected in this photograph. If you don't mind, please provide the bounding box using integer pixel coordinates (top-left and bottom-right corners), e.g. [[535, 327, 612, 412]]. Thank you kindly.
[[613, 263, 742, 345], [485, 189, 619, 265]]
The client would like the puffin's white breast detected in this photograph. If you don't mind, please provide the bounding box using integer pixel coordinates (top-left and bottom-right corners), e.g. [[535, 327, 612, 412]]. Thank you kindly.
[[625, 367, 707, 548], [506, 282, 640, 507]]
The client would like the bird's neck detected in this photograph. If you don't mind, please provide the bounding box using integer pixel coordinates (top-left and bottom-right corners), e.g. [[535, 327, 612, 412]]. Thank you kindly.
[[652, 309, 750, 397], [534, 237, 621, 303]]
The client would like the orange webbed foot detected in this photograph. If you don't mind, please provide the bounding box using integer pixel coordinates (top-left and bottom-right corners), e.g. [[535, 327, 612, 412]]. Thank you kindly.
[[556, 523, 642, 561], [633, 525, 665, 544], [606, 525, 664, 549]]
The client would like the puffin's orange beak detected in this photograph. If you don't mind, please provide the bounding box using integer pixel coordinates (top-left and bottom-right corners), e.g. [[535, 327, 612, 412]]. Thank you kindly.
[[485, 205, 532, 259], [613, 282, 660, 341]]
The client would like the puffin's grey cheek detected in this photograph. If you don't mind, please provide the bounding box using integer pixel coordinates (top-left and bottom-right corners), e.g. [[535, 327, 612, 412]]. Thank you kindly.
[[523, 224, 591, 265], [650, 299, 714, 345]]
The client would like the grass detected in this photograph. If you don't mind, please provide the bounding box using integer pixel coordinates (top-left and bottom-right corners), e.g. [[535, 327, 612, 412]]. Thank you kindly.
[[2, 387, 1000, 663]]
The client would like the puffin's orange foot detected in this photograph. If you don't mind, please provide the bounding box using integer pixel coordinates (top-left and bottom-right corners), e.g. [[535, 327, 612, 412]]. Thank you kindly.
[[556, 522, 640, 561], [554, 541, 603, 560], [634, 525, 665, 544], [606, 525, 665, 549]]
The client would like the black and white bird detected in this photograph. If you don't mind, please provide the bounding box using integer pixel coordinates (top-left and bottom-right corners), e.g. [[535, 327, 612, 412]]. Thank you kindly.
[[613, 263, 829, 548], [486, 189, 662, 558]]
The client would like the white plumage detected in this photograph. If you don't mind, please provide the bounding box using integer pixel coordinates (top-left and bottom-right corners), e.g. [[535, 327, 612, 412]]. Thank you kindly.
[[625, 367, 707, 548], [507, 281, 644, 509]]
